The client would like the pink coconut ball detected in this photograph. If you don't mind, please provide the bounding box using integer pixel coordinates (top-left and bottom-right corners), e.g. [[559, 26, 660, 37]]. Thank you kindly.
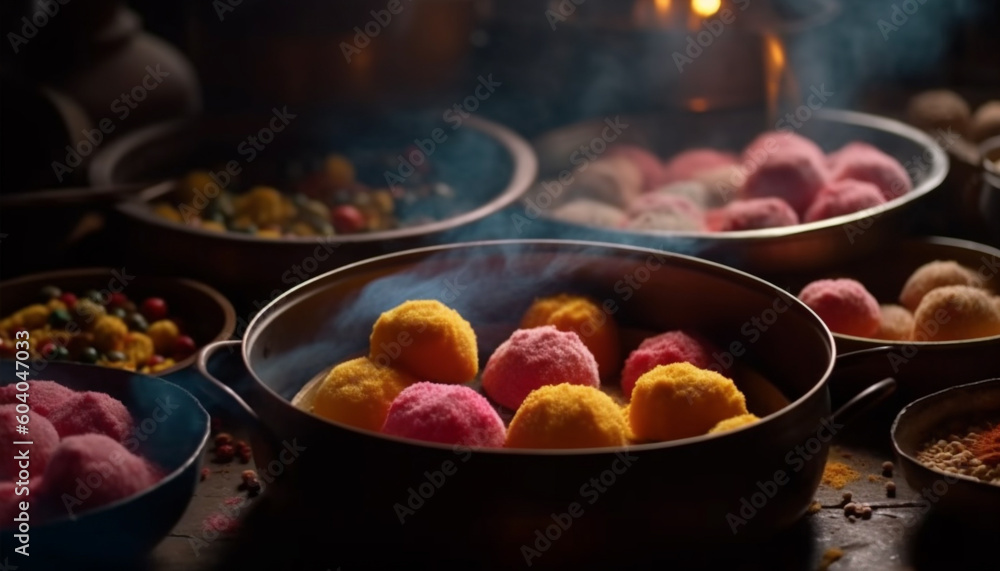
[[482, 325, 600, 410], [382, 382, 506, 447], [804, 179, 887, 222], [740, 131, 829, 214], [0, 405, 60, 480], [828, 141, 912, 201], [607, 144, 666, 191], [661, 149, 739, 185], [0, 380, 75, 417], [40, 434, 160, 513], [707, 197, 800, 232], [798, 279, 881, 337], [620, 331, 719, 399], [47, 391, 134, 442]]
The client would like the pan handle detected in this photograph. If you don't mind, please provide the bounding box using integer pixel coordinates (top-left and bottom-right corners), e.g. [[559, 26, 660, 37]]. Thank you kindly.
[[196, 340, 259, 422], [830, 347, 898, 425]]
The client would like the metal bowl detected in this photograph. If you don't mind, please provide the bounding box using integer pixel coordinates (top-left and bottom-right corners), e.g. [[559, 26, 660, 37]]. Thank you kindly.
[[527, 109, 948, 273], [891, 379, 1000, 523], [89, 113, 537, 299], [0, 361, 210, 566], [0, 268, 236, 377], [978, 135, 1000, 247], [194, 239, 893, 567]]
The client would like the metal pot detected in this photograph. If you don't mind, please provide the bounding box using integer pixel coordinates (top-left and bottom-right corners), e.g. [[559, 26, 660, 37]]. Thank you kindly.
[[195, 240, 892, 567], [526, 109, 948, 273], [89, 112, 537, 301]]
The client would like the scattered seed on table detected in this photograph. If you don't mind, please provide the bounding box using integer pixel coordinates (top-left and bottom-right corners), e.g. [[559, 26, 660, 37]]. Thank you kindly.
[[886, 481, 896, 497], [882, 461, 894, 477]]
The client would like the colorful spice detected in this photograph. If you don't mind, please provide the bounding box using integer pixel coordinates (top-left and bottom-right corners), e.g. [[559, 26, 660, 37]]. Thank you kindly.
[[916, 421, 1000, 485], [972, 424, 1000, 467], [822, 461, 860, 490]]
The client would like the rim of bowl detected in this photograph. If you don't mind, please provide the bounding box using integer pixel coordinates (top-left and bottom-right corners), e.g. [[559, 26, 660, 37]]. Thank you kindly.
[[0, 360, 211, 526], [108, 115, 538, 244], [0, 268, 237, 375], [891, 378, 1000, 488], [532, 108, 950, 241], [239, 238, 837, 455], [830, 236, 1000, 347]]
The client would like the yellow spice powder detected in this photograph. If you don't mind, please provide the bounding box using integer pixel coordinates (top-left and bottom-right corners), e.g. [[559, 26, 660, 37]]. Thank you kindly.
[[821, 461, 860, 490]]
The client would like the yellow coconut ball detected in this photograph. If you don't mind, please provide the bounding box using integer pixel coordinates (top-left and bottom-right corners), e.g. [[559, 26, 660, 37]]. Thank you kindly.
[[629, 362, 748, 442], [92, 315, 129, 352], [708, 413, 760, 434], [912, 285, 1000, 341], [369, 300, 478, 383], [505, 384, 628, 449], [311, 357, 418, 431], [874, 304, 915, 341], [521, 294, 620, 381], [899, 261, 983, 311]]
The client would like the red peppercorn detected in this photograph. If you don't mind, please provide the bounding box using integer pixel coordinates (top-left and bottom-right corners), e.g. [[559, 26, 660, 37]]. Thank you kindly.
[[107, 292, 129, 308], [215, 433, 233, 448], [146, 355, 165, 367], [172, 335, 197, 360], [39, 341, 56, 358], [59, 292, 78, 309], [141, 297, 169, 322], [215, 444, 235, 463], [331, 205, 366, 234]]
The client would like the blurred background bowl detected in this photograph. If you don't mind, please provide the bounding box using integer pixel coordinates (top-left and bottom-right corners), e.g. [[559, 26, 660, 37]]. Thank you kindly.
[[0, 268, 236, 377], [526, 109, 948, 273], [90, 112, 537, 301], [0, 360, 210, 566]]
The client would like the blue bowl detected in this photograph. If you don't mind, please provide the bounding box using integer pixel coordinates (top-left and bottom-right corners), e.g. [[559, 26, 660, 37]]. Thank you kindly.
[[1, 360, 209, 568]]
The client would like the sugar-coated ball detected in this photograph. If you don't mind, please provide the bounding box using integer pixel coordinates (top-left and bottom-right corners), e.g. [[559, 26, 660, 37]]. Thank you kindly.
[[520, 294, 620, 381], [629, 363, 748, 441], [505, 384, 628, 449], [369, 300, 478, 384], [740, 131, 829, 214], [875, 304, 915, 341], [482, 326, 600, 410], [912, 285, 1000, 341], [382, 383, 505, 448], [47, 391, 135, 442], [900, 260, 983, 312], [708, 413, 760, 434], [828, 142, 912, 201], [0, 405, 59, 479], [804, 179, 887, 222], [708, 197, 799, 232], [798, 279, 880, 337], [311, 357, 417, 432], [620, 330, 718, 399]]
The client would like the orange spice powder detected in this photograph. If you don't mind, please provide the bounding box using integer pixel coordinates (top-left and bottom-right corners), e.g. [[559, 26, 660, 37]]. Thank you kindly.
[[821, 461, 860, 490]]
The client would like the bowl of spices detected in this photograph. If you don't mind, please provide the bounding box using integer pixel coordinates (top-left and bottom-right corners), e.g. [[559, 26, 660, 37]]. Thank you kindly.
[[892, 378, 1000, 522], [0, 268, 235, 376]]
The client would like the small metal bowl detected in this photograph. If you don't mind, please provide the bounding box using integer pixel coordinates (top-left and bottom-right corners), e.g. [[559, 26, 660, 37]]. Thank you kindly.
[[0, 268, 236, 377], [0, 360, 210, 565], [892, 378, 1000, 522], [762, 236, 1000, 390]]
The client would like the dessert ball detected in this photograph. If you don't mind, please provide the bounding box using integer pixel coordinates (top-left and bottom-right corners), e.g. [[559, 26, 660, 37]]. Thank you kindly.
[[912, 285, 1000, 341], [369, 300, 478, 384], [482, 326, 600, 410], [653, 180, 725, 210], [382, 383, 505, 448], [311, 357, 417, 432], [970, 100, 1000, 143], [0, 405, 59, 479], [0, 380, 74, 417], [691, 164, 743, 207], [550, 199, 626, 228], [708, 413, 760, 434], [798, 279, 880, 337], [40, 434, 160, 513], [906, 89, 970, 135], [899, 261, 983, 312], [629, 363, 748, 441], [607, 145, 666, 191], [661, 149, 738, 185], [707, 197, 799, 232], [505, 384, 627, 449], [520, 294, 620, 380], [623, 211, 705, 232], [875, 304, 915, 341], [740, 131, 829, 214], [570, 157, 644, 207], [47, 391, 134, 442], [620, 331, 718, 399], [828, 142, 912, 201], [804, 179, 887, 223]]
